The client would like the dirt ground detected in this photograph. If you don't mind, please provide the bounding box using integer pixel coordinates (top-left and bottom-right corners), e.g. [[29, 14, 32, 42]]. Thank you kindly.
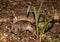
[[0, 0, 60, 42]]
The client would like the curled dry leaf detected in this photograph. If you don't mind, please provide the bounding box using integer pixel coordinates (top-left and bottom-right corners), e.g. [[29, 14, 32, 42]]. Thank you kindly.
[[10, 20, 36, 35], [13, 13, 35, 24], [0, 18, 10, 23], [54, 12, 60, 21]]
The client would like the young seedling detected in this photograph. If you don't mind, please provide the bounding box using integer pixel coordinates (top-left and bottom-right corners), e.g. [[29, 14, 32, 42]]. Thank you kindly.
[[27, 5, 40, 38], [32, 6, 39, 36], [27, 1, 55, 42], [32, 0, 44, 37], [27, 1, 44, 42], [39, 6, 55, 42]]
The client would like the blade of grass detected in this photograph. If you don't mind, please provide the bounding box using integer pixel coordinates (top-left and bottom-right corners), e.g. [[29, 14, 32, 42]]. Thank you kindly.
[[52, 39, 56, 42], [51, 6, 55, 15], [38, 0, 44, 14], [43, 6, 55, 30], [40, 18, 52, 35], [40, 26, 45, 35], [43, 18, 52, 30], [45, 37, 50, 42], [32, 6, 39, 34], [27, 5, 31, 14]]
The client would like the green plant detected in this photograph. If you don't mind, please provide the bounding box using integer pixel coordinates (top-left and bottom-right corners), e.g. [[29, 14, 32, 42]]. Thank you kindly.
[[45, 36, 57, 42], [27, 1, 55, 42], [32, 6, 55, 42], [52, 38, 56, 42], [40, 6, 55, 42], [32, 0, 44, 37], [40, 6, 55, 35], [32, 6, 39, 36], [45, 37, 50, 42], [27, 5, 31, 14], [27, 2, 43, 38]]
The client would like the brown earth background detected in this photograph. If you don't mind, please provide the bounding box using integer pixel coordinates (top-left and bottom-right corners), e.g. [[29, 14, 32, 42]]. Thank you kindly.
[[0, 0, 60, 42]]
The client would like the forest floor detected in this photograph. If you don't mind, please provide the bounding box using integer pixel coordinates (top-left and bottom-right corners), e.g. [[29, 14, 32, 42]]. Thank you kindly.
[[0, 0, 60, 42]]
